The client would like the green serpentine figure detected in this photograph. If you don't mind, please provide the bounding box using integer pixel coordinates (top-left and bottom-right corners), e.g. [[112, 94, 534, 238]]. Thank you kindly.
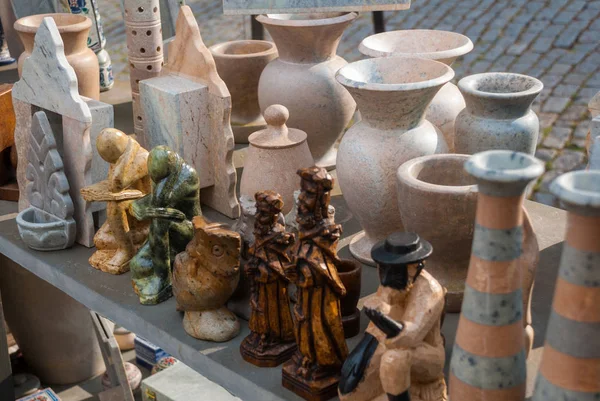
[[129, 146, 201, 305]]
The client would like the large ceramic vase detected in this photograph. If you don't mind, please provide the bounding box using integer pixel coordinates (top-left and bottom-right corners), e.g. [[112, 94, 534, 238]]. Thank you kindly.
[[359, 29, 473, 151], [455, 73, 543, 155], [0, 256, 107, 384], [14, 13, 100, 100], [532, 170, 600, 400], [335, 57, 452, 266], [257, 13, 357, 170], [449, 150, 544, 401], [210, 40, 278, 144]]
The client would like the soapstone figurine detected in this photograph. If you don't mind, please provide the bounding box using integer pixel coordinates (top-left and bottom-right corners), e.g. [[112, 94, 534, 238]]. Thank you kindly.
[[81, 128, 150, 274], [240, 191, 296, 367], [129, 145, 200, 305], [338, 232, 446, 401], [16, 111, 76, 250], [173, 216, 242, 342], [282, 166, 348, 401]]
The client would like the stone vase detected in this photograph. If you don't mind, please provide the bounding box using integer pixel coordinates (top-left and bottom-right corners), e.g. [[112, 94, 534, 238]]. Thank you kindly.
[[449, 150, 544, 401], [454, 72, 543, 155], [396, 154, 541, 318], [14, 13, 100, 100], [337, 259, 361, 338], [335, 57, 452, 266], [210, 40, 278, 144], [359, 29, 473, 151], [532, 170, 600, 400], [257, 12, 357, 170], [0, 256, 107, 384]]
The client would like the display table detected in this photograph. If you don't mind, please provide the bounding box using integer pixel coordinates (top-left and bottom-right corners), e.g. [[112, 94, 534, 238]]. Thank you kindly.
[[0, 195, 566, 401]]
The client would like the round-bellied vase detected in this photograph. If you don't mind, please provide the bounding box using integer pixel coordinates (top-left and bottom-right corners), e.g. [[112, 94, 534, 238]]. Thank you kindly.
[[359, 29, 473, 151], [210, 40, 278, 144], [15, 13, 100, 100], [335, 56, 452, 266], [532, 170, 600, 401], [257, 13, 357, 170], [454, 72, 543, 155], [449, 150, 544, 401]]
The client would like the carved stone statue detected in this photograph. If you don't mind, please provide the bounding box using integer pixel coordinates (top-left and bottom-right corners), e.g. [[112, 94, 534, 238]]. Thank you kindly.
[[282, 166, 348, 401], [81, 128, 150, 274], [338, 232, 447, 401], [173, 216, 242, 342], [240, 191, 296, 367], [129, 145, 201, 305]]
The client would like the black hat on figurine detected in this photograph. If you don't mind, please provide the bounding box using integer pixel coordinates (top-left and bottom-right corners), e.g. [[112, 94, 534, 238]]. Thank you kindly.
[[371, 232, 433, 266]]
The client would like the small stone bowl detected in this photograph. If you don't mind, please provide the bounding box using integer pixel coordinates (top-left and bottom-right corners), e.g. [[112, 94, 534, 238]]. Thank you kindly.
[[16, 206, 76, 251]]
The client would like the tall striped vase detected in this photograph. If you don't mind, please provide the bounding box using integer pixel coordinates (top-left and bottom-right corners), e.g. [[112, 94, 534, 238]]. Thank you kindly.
[[532, 170, 600, 400], [449, 150, 544, 401]]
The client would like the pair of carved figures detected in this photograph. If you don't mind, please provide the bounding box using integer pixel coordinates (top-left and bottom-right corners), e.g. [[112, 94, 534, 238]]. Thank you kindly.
[[82, 128, 200, 305], [242, 167, 349, 400]]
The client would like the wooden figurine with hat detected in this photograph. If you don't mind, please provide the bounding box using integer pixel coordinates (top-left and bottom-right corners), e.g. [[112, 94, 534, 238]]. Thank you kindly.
[[240, 190, 297, 367], [282, 166, 348, 401], [338, 232, 447, 401]]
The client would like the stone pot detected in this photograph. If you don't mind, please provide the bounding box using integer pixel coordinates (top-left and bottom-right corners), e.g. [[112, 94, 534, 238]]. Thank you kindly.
[[455, 72, 543, 155], [532, 170, 600, 400], [0, 256, 107, 384], [396, 154, 477, 311], [257, 12, 357, 170], [16, 206, 76, 251], [359, 29, 473, 151], [239, 104, 314, 214], [337, 259, 361, 338], [335, 57, 452, 266], [14, 13, 99, 100], [210, 40, 278, 144], [449, 150, 544, 401]]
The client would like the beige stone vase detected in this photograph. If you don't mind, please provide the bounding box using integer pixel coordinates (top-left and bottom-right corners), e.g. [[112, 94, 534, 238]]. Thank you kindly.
[[336, 57, 452, 266], [15, 13, 100, 100], [257, 13, 357, 170], [210, 40, 278, 144], [239, 104, 314, 214], [359, 29, 473, 151], [395, 154, 540, 321]]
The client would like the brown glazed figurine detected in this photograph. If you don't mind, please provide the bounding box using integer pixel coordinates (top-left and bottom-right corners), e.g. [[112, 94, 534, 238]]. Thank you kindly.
[[240, 191, 297, 367], [173, 216, 242, 342], [282, 166, 348, 401], [81, 128, 151, 274], [339, 233, 447, 401]]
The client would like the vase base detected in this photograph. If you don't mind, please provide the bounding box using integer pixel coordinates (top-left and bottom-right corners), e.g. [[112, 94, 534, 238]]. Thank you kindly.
[[349, 231, 377, 266]]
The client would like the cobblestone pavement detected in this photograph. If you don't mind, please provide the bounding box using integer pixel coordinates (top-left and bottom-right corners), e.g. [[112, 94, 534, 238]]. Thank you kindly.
[[99, 0, 600, 207]]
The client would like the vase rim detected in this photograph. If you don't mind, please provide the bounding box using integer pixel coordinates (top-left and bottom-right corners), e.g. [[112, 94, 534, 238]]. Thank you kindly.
[[359, 29, 473, 62], [398, 154, 477, 194], [336, 57, 454, 92], [15, 13, 91, 34], [550, 171, 600, 209], [256, 12, 358, 27], [465, 150, 544, 184], [209, 40, 277, 59], [458, 72, 543, 100]]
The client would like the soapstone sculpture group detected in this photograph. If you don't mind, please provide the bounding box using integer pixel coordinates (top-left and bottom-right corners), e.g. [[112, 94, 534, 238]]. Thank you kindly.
[[7, 1, 600, 401]]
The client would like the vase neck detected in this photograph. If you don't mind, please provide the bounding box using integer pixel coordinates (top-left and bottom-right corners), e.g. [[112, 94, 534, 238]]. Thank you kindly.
[[350, 86, 439, 130], [264, 21, 350, 64], [463, 91, 538, 120], [20, 28, 89, 56], [475, 192, 524, 229]]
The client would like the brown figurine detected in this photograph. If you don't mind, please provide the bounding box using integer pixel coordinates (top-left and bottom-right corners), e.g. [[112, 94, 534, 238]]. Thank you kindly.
[[338, 232, 447, 401], [282, 167, 348, 401], [81, 128, 151, 274], [240, 191, 296, 367]]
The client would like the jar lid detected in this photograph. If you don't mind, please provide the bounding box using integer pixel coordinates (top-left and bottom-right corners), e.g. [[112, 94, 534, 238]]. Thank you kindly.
[[248, 104, 307, 149]]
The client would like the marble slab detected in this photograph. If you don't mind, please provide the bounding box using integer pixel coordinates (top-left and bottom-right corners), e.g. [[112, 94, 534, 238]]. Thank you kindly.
[[141, 5, 239, 218], [222, 0, 410, 15], [12, 17, 114, 247]]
